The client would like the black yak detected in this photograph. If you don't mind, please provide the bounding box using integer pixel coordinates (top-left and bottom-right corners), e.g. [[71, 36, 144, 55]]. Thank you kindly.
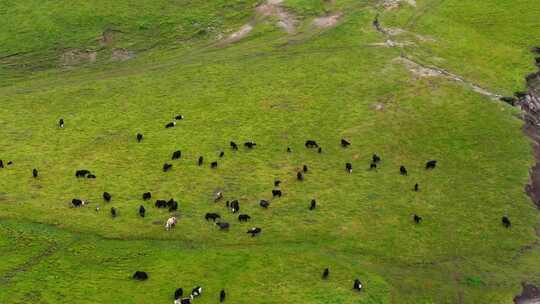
[[136, 133, 143, 142], [322, 268, 329, 279], [103, 192, 112, 202], [425, 160, 437, 170], [244, 141, 256, 149], [220, 289, 226, 302], [247, 227, 262, 237], [259, 200, 270, 209], [139, 205, 146, 217], [163, 163, 173, 172], [400, 166, 408, 176], [216, 222, 230, 230], [132, 271, 148, 281], [172, 150, 182, 160], [341, 139, 351, 147], [143, 192, 152, 200], [305, 140, 318, 148], [32, 168, 38, 178], [238, 214, 251, 222], [346, 163, 352, 173], [272, 189, 282, 198], [413, 214, 422, 224], [309, 199, 316, 210], [502, 216, 511, 228], [205, 213, 221, 222]]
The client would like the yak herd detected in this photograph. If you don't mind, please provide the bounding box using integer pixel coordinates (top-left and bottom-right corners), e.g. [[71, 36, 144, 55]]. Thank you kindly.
[[0, 115, 514, 304]]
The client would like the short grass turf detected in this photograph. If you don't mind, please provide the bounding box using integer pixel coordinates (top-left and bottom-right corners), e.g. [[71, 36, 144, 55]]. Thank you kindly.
[[1, 0, 540, 303]]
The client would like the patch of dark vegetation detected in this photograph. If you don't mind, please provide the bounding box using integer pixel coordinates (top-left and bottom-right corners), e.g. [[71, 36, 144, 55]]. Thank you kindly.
[[514, 282, 540, 304]]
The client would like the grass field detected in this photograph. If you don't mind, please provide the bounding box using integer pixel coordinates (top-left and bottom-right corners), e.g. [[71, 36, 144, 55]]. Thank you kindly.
[[1, 0, 540, 303]]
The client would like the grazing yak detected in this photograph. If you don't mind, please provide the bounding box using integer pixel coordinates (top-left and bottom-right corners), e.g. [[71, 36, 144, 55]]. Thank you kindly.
[[345, 163, 352, 173], [174, 288, 184, 300], [214, 191, 224, 202], [172, 150, 182, 160], [165, 217, 178, 230], [230, 141, 238, 150], [414, 184, 419, 192], [75, 170, 91, 178], [413, 214, 422, 224], [103, 192, 112, 202], [309, 199, 317, 210], [247, 227, 262, 237], [163, 163, 173, 172], [211, 161, 218, 169], [87, 174, 96, 179], [341, 139, 351, 147], [244, 141, 257, 149], [322, 268, 329, 279], [59, 118, 65, 128], [305, 140, 319, 148], [274, 180, 281, 187], [219, 151, 225, 158], [400, 166, 408, 176], [272, 189, 282, 198], [198, 156, 204, 166], [32, 168, 38, 178], [353, 279, 363, 291], [259, 200, 270, 209], [111, 207, 118, 218], [369, 163, 377, 170], [0, 159, 3, 168], [205, 213, 221, 222], [303, 165, 308, 173], [425, 160, 437, 170], [139, 205, 146, 217], [318, 147, 322, 153], [502, 216, 511, 228], [297, 172, 304, 181], [216, 222, 230, 230], [132, 271, 148, 281], [229, 200, 240, 213], [178, 298, 192, 304], [191, 286, 203, 298], [372, 154, 381, 163], [287, 147, 292, 153], [155, 199, 167, 208], [220, 289, 226, 302], [165, 121, 176, 128], [167, 199, 178, 212], [136, 133, 143, 142], [143, 192, 152, 200], [71, 199, 85, 207], [238, 214, 251, 222], [175, 115, 184, 120]]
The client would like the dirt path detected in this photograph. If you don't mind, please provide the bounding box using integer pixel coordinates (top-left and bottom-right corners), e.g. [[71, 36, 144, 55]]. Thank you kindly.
[[395, 56, 502, 99], [0, 242, 59, 285]]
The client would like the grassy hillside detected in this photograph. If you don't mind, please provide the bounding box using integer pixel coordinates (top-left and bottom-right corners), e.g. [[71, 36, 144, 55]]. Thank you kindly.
[[1, 0, 539, 303]]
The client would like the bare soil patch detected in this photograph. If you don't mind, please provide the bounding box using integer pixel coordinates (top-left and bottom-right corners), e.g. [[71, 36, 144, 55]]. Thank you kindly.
[[60, 50, 97, 66], [381, 0, 417, 10], [111, 48, 135, 61], [313, 12, 343, 29]]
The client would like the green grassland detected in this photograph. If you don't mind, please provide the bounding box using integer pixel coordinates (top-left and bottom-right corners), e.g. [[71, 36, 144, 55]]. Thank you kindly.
[[1, 0, 539, 303]]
